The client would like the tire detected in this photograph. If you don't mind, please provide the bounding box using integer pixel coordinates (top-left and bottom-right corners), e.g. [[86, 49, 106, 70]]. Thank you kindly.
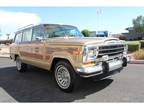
[[54, 61, 81, 92], [16, 56, 27, 72]]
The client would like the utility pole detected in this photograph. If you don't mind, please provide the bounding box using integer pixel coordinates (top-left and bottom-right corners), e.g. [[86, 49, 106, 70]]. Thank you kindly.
[[96, 8, 102, 31], [6, 34, 10, 40]]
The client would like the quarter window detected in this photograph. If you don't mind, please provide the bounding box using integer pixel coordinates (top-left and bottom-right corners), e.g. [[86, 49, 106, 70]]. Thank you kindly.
[[22, 29, 32, 42], [15, 32, 22, 43]]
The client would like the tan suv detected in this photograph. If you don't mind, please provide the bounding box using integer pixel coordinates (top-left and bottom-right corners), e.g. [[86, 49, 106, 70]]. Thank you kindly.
[[10, 24, 128, 92]]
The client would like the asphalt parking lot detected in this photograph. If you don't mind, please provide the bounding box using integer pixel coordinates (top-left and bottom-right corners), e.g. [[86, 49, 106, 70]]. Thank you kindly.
[[0, 58, 144, 102]]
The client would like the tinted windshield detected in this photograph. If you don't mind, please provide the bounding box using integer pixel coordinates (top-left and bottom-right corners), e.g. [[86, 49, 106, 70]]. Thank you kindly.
[[44, 25, 84, 38]]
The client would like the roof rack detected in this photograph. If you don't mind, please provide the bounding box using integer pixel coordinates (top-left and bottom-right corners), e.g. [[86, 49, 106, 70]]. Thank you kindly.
[[17, 24, 34, 31]]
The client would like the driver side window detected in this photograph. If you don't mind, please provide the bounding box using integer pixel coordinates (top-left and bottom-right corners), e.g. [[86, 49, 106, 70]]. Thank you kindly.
[[52, 31, 65, 38]]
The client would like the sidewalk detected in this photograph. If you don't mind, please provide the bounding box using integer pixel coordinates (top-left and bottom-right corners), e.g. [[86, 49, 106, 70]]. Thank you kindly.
[[0, 87, 17, 102], [0, 46, 10, 58], [0, 54, 10, 58]]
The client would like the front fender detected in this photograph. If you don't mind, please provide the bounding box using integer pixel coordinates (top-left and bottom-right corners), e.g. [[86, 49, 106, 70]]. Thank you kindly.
[[49, 51, 79, 71]]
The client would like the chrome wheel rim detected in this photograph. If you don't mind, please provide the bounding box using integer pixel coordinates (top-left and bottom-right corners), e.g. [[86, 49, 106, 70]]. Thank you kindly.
[[55, 65, 71, 89], [16, 58, 21, 70]]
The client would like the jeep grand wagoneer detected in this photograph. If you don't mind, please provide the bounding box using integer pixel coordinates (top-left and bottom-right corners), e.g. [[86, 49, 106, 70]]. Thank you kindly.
[[10, 24, 128, 92]]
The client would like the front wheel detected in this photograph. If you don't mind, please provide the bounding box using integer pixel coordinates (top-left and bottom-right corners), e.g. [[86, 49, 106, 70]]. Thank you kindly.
[[54, 61, 80, 92], [16, 56, 27, 72]]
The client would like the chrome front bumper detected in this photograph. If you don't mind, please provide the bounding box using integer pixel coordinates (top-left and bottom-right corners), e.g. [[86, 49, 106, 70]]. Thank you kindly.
[[76, 59, 124, 78]]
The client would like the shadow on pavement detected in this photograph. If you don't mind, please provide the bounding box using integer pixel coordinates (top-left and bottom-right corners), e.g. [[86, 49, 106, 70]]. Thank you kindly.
[[0, 66, 113, 102]]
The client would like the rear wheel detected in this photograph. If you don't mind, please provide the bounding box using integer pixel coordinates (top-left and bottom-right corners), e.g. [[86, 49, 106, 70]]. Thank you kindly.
[[54, 61, 81, 92], [16, 56, 27, 72]]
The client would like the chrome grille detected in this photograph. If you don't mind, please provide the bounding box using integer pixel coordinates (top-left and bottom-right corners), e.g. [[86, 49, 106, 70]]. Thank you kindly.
[[98, 44, 124, 57]]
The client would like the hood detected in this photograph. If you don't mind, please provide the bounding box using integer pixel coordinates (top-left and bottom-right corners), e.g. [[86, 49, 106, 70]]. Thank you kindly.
[[46, 37, 123, 46]]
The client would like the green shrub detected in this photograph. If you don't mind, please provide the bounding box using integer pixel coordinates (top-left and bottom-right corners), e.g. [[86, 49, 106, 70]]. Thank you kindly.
[[127, 41, 141, 52], [140, 40, 144, 48], [81, 29, 89, 37]]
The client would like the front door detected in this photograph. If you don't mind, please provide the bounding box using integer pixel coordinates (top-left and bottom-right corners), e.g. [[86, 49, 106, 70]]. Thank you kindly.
[[30, 25, 48, 69]]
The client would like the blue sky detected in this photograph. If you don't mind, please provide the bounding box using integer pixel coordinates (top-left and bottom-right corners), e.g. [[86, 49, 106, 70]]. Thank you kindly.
[[0, 7, 144, 39]]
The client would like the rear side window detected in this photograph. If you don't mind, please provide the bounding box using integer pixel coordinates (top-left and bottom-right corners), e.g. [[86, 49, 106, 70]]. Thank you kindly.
[[15, 32, 22, 43], [22, 28, 32, 42]]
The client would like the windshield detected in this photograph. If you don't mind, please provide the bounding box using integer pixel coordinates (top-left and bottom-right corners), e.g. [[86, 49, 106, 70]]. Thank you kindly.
[[44, 25, 84, 38]]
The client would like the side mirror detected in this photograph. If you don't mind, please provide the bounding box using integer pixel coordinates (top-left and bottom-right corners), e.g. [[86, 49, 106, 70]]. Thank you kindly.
[[35, 36, 43, 41]]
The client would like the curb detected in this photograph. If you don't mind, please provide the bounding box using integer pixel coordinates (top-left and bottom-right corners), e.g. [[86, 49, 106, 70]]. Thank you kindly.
[[128, 60, 144, 64], [0, 55, 10, 58]]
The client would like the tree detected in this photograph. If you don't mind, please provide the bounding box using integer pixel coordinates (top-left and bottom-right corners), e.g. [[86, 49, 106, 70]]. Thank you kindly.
[[133, 15, 144, 33], [81, 29, 89, 37]]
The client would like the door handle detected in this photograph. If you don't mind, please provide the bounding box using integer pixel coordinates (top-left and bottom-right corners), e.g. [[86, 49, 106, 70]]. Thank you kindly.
[[35, 47, 39, 53]]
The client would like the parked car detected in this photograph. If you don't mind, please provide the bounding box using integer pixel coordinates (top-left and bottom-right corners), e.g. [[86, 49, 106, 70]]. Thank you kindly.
[[10, 24, 128, 92]]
